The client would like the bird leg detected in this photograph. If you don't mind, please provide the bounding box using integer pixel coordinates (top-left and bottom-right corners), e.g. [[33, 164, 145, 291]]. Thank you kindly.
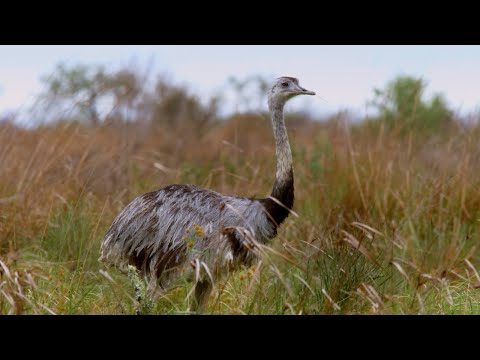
[[192, 279, 212, 314]]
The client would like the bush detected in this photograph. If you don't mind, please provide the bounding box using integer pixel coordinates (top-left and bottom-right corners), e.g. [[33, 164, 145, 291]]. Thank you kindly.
[[369, 75, 453, 133], [33, 63, 219, 133]]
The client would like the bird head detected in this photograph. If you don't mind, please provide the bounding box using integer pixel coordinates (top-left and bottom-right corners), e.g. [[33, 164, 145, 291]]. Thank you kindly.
[[268, 76, 315, 109]]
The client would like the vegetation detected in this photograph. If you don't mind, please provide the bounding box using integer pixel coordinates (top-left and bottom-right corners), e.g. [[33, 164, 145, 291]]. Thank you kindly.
[[368, 75, 453, 133], [34, 63, 219, 133], [1, 66, 480, 314]]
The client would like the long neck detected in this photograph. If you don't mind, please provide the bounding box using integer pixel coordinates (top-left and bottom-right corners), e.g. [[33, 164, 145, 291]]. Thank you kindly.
[[266, 102, 294, 225]]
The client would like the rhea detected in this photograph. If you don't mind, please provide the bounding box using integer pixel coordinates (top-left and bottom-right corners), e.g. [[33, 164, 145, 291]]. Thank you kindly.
[[100, 77, 315, 311]]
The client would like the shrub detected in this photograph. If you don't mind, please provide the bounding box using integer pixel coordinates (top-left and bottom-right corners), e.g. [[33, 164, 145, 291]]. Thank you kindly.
[[369, 75, 453, 133]]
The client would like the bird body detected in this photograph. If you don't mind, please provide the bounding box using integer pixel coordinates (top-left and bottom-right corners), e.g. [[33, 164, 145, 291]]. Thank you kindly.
[[100, 184, 275, 287], [100, 77, 315, 310]]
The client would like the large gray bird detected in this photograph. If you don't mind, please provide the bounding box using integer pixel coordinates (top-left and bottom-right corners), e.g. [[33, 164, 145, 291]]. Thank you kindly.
[[100, 77, 315, 311]]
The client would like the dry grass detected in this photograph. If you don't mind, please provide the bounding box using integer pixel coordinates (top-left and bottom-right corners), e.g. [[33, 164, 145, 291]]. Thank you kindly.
[[1, 114, 480, 314]]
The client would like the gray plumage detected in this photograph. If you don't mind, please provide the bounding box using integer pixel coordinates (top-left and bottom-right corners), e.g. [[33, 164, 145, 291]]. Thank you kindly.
[[99, 77, 315, 310]]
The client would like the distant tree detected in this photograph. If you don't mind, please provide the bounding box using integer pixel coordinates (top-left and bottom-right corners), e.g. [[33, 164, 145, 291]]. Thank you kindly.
[[139, 75, 220, 132], [37, 63, 109, 124], [103, 68, 144, 122], [35, 63, 151, 125], [369, 75, 452, 132], [228, 75, 270, 113], [34, 63, 220, 131]]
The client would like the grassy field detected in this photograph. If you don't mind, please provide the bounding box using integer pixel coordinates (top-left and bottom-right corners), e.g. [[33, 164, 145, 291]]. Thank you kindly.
[[1, 114, 480, 315]]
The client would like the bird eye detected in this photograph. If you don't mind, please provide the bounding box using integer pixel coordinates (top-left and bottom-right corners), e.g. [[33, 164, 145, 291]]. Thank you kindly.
[[281, 82, 289, 87]]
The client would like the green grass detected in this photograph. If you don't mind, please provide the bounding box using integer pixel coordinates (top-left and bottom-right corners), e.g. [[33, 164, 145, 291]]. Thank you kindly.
[[2, 201, 479, 315], [1, 119, 480, 314]]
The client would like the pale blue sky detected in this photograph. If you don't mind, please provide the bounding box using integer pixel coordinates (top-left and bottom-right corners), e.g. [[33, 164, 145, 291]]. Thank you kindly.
[[1, 45, 480, 121]]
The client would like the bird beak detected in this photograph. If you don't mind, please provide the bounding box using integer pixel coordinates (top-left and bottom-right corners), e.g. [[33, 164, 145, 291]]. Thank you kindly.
[[298, 86, 316, 96]]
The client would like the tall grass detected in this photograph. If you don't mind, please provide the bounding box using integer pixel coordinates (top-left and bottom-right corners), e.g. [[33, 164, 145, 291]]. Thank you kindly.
[[1, 115, 480, 314]]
